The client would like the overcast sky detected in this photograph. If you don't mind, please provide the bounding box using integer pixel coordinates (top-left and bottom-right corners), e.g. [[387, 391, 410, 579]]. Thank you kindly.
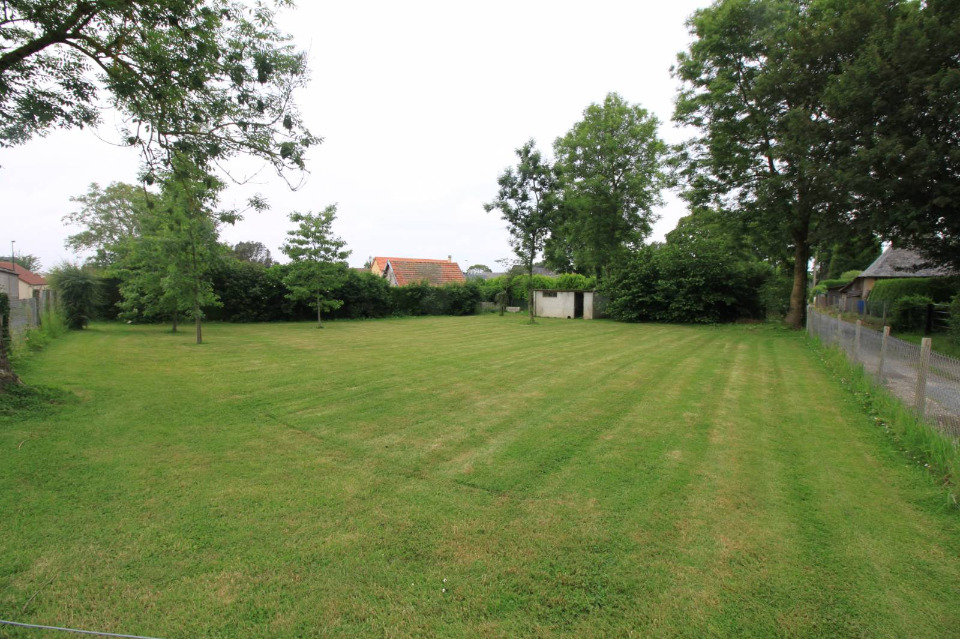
[[0, 0, 712, 272]]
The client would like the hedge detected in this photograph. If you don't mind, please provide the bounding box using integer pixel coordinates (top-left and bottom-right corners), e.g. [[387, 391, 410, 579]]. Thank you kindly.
[[868, 277, 959, 305]]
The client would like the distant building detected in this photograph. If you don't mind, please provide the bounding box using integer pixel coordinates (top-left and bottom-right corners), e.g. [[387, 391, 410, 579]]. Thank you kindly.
[[0, 262, 49, 300], [840, 248, 954, 303], [0, 265, 18, 300], [372, 256, 466, 287], [533, 289, 599, 319]]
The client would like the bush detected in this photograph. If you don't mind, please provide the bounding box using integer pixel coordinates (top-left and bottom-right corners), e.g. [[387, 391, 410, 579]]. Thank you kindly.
[[604, 239, 774, 324], [48, 263, 101, 329], [950, 294, 960, 345], [889, 294, 933, 332]]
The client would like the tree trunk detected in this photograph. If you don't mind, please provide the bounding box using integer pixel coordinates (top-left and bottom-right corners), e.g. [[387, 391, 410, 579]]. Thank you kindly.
[[316, 294, 323, 328], [784, 238, 810, 330], [527, 258, 536, 323], [195, 308, 202, 344], [171, 310, 178, 333]]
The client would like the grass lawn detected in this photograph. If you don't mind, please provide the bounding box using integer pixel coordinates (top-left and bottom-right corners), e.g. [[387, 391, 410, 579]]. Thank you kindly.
[[1, 316, 959, 638]]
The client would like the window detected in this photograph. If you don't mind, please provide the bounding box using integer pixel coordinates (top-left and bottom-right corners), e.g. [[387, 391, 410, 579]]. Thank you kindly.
[[542, 291, 557, 298]]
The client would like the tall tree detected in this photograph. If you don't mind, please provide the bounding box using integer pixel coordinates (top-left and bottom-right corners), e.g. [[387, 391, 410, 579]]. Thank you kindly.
[[551, 92, 668, 280], [673, 0, 885, 328], [64, 182, 150, 267], [826, 0, 960, 270], [280, 206, 351, 328], [484, 139, 558, 323], [0, 0, 318, 180]]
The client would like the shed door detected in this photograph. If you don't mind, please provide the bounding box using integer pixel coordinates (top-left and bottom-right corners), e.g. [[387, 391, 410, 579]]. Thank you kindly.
[[574, 292, 584, 319]]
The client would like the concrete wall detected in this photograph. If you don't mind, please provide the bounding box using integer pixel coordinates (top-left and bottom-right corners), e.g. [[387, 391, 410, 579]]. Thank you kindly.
[[534, 290, 596, 319], [0, 271, 18, 300]]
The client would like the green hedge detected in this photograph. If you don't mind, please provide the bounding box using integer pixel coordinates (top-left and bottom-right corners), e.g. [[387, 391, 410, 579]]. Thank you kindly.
[[869, 277, 959, 304]]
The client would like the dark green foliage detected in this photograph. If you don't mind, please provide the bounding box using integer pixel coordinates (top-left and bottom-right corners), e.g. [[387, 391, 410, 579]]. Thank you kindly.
[[48, 263, 100, 329], [386, 282, 480, 317], [759, 274, 793, 318], [327, 271, 393, 320], [604, 238, 773, 323], [208, 259, 291, 322], [889, 295, 934, 332], [0, 383, 73, 419], [868, 278, 959, 305], [0, 292, 9, 352]]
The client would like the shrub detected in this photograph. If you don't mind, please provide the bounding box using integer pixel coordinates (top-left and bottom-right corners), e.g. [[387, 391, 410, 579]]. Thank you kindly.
[[603, 239, 773, 324], [48, 263, 101, 329], [950, 294, 960, 345], [889, 294, 933, 332]]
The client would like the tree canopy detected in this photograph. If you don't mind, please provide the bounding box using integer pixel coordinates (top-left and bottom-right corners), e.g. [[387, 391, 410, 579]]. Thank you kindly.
[[0, 0, 318, 181], [550, 92, 668, 280]]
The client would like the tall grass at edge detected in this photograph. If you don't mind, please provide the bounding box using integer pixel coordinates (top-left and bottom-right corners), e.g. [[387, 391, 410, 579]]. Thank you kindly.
[[814, 341, 960, 508], [10, 309, 69, 367]]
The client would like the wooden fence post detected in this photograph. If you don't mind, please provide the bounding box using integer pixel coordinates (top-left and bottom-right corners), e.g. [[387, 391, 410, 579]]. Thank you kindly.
[[878, 326, 890, 380], [914, 338, 932, 418], [807, 305, 814, 337]]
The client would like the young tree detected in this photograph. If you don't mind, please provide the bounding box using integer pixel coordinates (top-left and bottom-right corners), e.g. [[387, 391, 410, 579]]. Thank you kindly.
[[280, 206, 351, 328], [484, 139, 558, 323], [0, 0, 318, 182], [552, 93, 668, 281]]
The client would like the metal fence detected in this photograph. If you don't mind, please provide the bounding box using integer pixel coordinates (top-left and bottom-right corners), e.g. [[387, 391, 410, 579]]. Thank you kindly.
[[808, 306, 960, 438]]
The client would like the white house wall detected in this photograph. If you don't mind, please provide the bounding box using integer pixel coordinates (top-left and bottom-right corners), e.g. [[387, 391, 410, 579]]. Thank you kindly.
[[535, 292, 575, 318]]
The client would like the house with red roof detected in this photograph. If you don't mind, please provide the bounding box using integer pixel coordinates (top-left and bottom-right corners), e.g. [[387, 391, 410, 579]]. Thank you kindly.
[[0, 262, 49, 300], [371, 256, 466, 287]]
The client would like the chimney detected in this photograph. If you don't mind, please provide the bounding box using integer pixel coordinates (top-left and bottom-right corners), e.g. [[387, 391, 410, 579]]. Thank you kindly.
[[448, 255, 452, 262]]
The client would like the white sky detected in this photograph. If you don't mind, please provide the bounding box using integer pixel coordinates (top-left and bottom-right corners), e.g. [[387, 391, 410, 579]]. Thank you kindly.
[[0, 0, 711, 272]]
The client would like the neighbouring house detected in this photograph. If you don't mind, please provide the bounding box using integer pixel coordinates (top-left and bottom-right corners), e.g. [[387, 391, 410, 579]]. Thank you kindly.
[[533, 289, 599, 319], [375, 256, 466, 287], [0, 262, 49, 300], [0, 265, 18, 301], [838, 248, 955, 310]]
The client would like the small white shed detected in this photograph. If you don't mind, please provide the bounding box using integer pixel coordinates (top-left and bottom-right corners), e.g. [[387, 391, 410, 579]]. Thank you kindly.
[[533, 289, 597, 319]]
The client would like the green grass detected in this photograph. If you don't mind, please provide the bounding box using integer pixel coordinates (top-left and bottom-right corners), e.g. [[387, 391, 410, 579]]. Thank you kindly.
[[897, 332, 960, 359], [1, 316, 959, 638]]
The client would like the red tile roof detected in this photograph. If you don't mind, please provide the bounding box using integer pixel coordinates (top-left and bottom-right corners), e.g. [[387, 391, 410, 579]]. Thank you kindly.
[[371, 256, 453, 275], [385, 258, 465, 287], [0, 262, 47, 286]]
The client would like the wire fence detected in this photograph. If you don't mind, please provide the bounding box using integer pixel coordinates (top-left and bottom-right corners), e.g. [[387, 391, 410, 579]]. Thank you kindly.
[[808, 306, 960, 438]]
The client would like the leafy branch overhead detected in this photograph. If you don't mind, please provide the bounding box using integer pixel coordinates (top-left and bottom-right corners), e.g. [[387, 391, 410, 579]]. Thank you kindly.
[[0, 0, 319, 183]]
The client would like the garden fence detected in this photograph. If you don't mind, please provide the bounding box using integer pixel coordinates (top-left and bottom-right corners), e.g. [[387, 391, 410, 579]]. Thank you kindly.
[[6, 291, 57, 342], [808, 306, 960, 438]]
